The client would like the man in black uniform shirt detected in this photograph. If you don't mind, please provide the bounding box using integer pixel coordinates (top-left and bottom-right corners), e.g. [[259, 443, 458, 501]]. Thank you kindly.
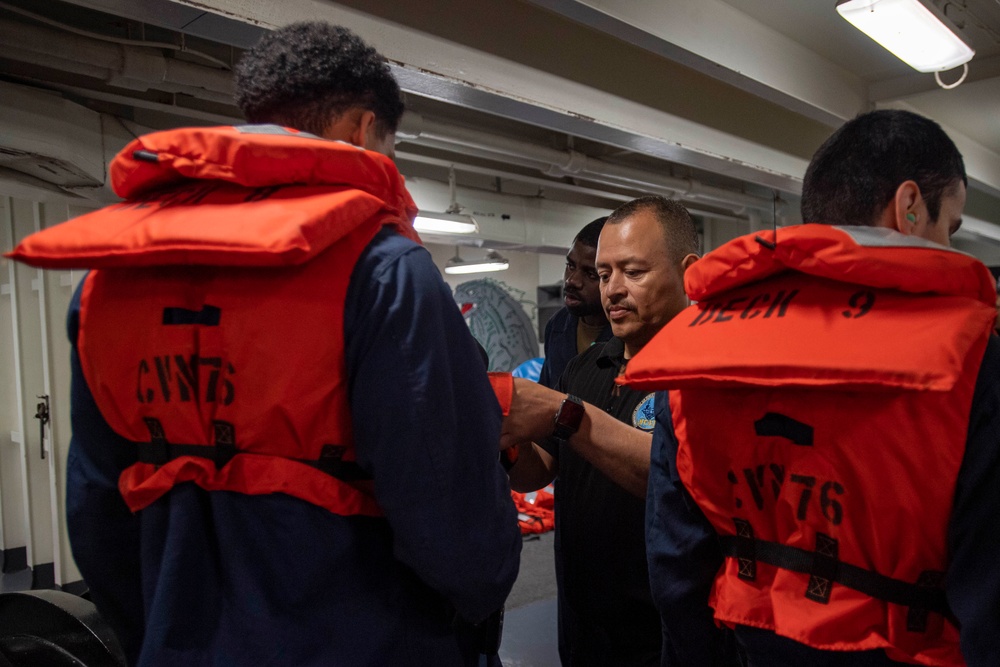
[[538, 217, 613, 389], [502, 196, 700, 666]]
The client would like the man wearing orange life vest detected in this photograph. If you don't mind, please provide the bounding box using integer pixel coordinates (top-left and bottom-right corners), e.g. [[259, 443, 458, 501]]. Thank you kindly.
[[9, 23, 520, 666], [625, 109, 1000, 666]]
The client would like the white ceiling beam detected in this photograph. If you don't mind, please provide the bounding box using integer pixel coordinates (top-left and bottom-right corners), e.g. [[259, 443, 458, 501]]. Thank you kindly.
[[526, 0, 868, 125]]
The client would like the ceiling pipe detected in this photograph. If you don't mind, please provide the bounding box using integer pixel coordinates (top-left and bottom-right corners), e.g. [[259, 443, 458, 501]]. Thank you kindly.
[[403, 130, 751, 216], [401, 112, 776, 212], [406, 137, 555, 172], [0, 17, 235, 105], [1, 12, 771, 218], [396, 150, 632, 203], [396, 150, 750, 223]]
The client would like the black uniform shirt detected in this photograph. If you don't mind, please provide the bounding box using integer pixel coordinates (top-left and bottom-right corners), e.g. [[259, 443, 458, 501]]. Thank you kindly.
[[553, 336, 661, 667]]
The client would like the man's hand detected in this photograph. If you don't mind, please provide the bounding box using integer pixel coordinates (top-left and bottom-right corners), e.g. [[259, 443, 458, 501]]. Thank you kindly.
[[499, 378, 564, 451]]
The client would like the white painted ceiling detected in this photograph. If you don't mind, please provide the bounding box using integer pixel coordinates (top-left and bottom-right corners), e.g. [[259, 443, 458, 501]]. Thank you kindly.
[[718, 0, 1000, 154]]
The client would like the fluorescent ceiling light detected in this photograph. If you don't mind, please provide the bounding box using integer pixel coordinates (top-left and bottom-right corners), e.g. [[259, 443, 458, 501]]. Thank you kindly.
[[837, 0, 974, 72], [836, 0, 975, 72], [413, 211, 479, 235], [444, 249, 510, 274]]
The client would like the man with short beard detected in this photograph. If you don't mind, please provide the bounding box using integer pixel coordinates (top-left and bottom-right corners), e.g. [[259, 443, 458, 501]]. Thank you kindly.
[[502, 197, 700, 666], [538, 217, 613, 388]]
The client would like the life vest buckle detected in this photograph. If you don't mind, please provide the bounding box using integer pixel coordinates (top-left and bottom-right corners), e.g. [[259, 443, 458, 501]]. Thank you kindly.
[[316, 445, 348, 475], [142, 417, 170, 467], [211, 420, 237, 470]]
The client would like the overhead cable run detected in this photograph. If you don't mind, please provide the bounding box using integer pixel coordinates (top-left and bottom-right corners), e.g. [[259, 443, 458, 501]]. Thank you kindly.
[[1, 7, 777, 216]]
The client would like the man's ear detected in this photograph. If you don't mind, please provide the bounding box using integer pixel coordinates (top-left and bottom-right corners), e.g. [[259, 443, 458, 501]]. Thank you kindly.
[[883, 180, 924, 235], [679, 253, 699, 273], [323, 108, 376, 147], [348, 110, 377, 149]]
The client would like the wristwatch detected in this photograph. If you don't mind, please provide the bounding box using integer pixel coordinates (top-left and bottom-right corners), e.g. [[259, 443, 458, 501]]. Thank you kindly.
[[551, 394, 585, 441]]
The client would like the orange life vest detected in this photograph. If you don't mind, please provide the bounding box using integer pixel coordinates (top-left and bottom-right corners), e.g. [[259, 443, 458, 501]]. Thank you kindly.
[[624, 225, 997, 666], [512, 486, 555, 535], [9, 125, 422, 518]]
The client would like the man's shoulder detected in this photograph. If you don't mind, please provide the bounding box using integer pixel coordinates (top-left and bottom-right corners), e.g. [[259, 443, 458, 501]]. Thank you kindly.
[[357, 226, 430, 281], [545, 307, 576, 335], [344, 227, 447, 335]]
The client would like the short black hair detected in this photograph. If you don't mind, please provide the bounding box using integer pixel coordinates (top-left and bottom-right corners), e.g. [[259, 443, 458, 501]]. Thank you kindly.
[[801, 109, 966, 226], [606, 196, 699, 261], [573, 216, 608, 249], [235, 22, 404, 138]]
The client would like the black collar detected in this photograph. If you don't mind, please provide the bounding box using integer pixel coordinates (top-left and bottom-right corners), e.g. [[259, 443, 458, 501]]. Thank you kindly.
[[596, 336, 627, 371]]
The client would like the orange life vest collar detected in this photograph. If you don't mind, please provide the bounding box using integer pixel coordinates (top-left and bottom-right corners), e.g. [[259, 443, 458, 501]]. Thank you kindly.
[[685, 225, 995, 307], [625, 226, 997, 393], [7, 125, 420, 269]]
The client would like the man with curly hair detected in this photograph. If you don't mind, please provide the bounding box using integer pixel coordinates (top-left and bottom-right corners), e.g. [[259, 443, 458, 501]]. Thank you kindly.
[[14, 22, 520, 666]]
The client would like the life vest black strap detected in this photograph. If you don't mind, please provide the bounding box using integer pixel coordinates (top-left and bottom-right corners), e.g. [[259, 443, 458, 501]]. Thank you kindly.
[[136, 418, 372, 482], [718, 533, 951, 621]]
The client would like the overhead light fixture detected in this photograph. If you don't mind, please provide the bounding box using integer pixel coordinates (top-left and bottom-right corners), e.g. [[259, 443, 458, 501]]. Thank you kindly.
[[444, 247, 510, 274], [836, 0, 975, 73], [413, 210, 479, 235], [413, 165, 481, 236]]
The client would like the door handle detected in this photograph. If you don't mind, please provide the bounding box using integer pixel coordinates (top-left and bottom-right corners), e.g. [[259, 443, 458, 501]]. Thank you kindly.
[[34, 394, 49, 460]]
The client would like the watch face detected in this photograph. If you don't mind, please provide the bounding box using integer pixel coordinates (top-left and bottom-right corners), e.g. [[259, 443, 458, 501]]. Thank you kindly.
[[555, 395, 585, 435]]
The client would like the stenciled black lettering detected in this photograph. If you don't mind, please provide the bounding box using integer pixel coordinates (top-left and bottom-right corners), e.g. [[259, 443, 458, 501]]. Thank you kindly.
[[715, 297, 748, 323], [244, 186, 282, 203], [821, 481, 845, 525], [768, 463, 785, 500], [790, 473, 816, 520], [115, 200, 148, 212], [727, 470, 743, 508], [689, 303, 721, 326], [156, 189, 185, 209], [172, 355, 198, 402], [741, 293, 769, 319], [154, 356, 172, 402], [843, 290, 876, 319], [764, 289, 799, 318], [136, 359, 153, 403], [186, 184, 217, 206], [200, 357, 222, 402], [222, 362, 235, 406], [742, 465, 767, 510]]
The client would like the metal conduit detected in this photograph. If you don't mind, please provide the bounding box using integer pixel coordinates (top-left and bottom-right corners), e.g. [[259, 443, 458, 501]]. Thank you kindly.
[[406, 133, 750, 216], [2, 13, 773, 215], [405, 113, 775, 212], [396, 150, 749, 222], [0, 18, 235, 105], [397, 150, 631, 202]]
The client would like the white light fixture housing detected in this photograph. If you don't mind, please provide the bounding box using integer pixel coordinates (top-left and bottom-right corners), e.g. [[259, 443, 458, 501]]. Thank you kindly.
[[836, 0, 975, 73], [413, 165, 481, 236], [413, 210, 479, 235], [444, 248, 510, 274]]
